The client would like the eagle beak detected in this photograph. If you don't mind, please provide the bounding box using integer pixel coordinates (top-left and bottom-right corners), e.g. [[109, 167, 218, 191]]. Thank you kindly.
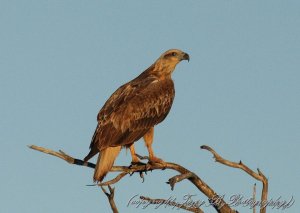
[[182, 53, 190, 62]]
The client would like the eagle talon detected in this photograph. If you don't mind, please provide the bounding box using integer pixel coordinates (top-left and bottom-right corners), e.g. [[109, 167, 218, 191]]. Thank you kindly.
[[129, 161, 147, 169], [145, 163, 152, 171], [148, 156, 166, 167]]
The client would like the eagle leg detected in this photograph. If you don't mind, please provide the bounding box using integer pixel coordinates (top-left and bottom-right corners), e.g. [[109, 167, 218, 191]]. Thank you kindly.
[[143, 127, 166, 167], [129, 143, 146, 167]]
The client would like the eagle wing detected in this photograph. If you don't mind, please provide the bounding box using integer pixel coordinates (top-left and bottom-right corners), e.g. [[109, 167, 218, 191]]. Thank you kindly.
[[90, 77, 174, 151]]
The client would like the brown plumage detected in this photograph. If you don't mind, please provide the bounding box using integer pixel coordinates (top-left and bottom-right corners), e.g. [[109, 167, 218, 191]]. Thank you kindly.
[[84, 49, 189, 182]]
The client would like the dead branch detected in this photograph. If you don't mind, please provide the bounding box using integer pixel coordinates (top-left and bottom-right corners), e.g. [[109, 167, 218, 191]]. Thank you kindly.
[[101, 185, 118, 213], [167, 172, 196, 191], [29, 144, 268, 213], [201, 145, 268, 213], [28, 145, 96, 169]]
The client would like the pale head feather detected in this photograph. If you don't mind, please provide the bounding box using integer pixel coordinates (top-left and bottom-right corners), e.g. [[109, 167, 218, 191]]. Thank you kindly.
[[152, 49, 189, 77]]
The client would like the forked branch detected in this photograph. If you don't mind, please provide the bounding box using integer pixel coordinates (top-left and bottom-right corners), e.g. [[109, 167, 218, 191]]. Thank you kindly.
[[201, 145, 268, 213], [29, 144, 267, 213], [101, 185, 118, 213]]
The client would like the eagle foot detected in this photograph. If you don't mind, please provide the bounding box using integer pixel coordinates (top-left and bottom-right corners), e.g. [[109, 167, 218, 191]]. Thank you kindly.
[[148, 157, 167, 169], [128, 161, 147, 169]]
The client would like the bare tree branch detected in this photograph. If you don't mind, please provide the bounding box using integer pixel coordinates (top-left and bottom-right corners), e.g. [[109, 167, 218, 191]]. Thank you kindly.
[[167, 172, 196, 191], [28, 145, 96, 169], [140, 195, 204, 213], [99, 172, 128, 186], [31, 144, 274, 213], [101, 185, 118, 213], [201, 145, 268, 213]]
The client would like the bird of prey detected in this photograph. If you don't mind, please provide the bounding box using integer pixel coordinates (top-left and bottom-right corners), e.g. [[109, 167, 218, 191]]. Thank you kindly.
[[84, 49, 189, 182]]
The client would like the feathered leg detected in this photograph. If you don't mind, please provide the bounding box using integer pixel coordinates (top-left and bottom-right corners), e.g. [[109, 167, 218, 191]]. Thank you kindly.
[[93, 146, 121, 182], [129, 143, 146, 166], [143, 127, 165, 165], [129, 144, 140, 163]]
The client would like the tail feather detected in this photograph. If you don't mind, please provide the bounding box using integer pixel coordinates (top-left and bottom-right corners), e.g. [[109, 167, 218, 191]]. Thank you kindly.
[[83, 148, 98, 162], [94, 146, 121, 182]]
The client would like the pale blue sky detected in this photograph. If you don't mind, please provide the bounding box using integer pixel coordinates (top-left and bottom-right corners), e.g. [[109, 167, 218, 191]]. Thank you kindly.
[[1, 1, 299, 212]]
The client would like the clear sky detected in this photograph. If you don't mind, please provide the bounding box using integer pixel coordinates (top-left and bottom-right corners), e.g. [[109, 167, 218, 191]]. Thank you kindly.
[[1, 1, 299, 212]]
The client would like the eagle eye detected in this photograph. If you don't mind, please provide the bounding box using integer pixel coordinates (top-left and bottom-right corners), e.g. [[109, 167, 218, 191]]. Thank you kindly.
[[171, 52, 177, 56]]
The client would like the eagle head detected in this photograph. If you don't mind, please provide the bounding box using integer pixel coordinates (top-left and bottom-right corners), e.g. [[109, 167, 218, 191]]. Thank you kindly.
[[161, 49, 190, 62], [153, 49, 189, 76]]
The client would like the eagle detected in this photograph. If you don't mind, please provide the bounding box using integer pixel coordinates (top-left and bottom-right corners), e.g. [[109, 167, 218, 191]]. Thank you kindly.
[[84, 49, 189, 182]]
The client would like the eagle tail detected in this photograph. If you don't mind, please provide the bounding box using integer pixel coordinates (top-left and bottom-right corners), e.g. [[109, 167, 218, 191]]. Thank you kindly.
[[94, 146, 121, 182], [83, 148, 98, 162]]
